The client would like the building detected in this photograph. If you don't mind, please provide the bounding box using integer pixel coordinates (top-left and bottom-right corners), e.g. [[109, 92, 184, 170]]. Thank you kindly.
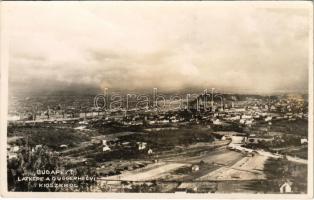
[[137, 142, 147, 150], [192, 165, 200, 172], [280, 181, 293, 193], [301, 138, 308, 144], [148, 149, 153, 155]]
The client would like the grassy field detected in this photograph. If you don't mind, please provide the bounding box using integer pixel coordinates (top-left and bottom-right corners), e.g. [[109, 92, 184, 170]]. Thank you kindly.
[[118, 128, 215, 150], [8, 126, 90, 149]]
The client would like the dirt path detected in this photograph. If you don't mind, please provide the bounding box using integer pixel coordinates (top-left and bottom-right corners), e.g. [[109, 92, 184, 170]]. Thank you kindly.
[[197, 154, 268, 181], [100, 162, 188, 181]]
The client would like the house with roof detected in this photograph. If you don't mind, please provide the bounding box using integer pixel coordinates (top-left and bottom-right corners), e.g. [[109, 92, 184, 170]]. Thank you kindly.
[[280, 181, 293, 193]]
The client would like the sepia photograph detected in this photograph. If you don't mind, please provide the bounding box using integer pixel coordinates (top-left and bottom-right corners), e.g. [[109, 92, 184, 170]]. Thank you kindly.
[[0, 1, 313, 198]]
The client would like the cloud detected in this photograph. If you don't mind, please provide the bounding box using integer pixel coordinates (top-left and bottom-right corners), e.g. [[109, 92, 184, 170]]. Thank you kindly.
[[4, 2, 311, 94]]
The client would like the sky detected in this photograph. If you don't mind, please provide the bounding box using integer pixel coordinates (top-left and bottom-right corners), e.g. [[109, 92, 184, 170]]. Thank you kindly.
[[3, 2, 312, 94]]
